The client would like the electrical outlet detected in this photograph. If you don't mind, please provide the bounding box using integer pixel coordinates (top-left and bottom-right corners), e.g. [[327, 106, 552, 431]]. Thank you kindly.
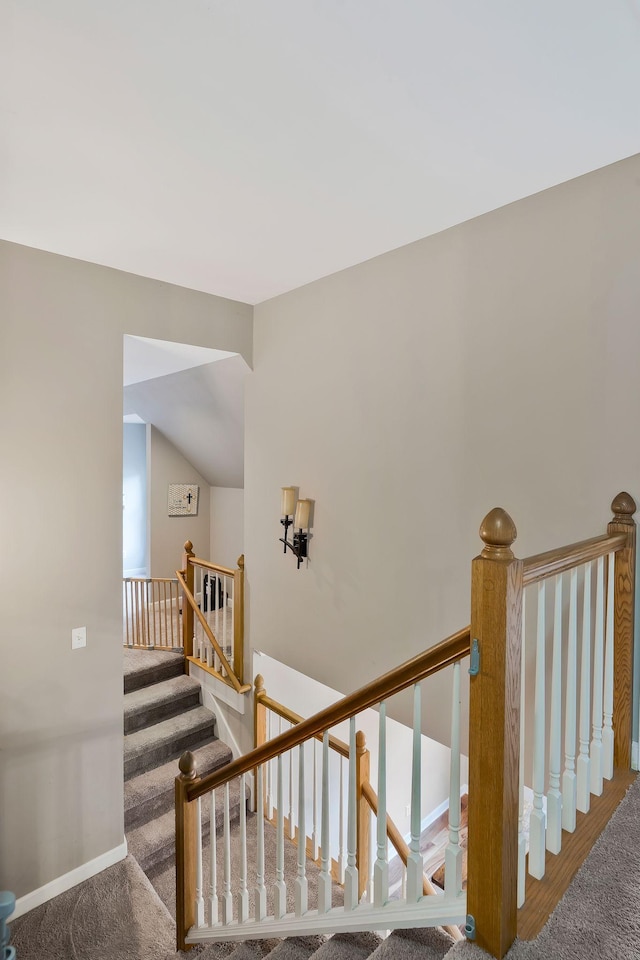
[[71, 627, 87, 650]]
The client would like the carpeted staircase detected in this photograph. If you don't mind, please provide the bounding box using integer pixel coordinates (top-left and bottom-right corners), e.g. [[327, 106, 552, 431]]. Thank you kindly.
[[123, 649, 245, 877]]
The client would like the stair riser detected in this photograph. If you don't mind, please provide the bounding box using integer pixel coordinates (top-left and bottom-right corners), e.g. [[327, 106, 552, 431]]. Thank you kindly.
[[125, 749, 233, 830], [137, 805, 243, 873], [123, 658, 185, 694], [124, 721, 216, 779], [124, 688, 202, 735]]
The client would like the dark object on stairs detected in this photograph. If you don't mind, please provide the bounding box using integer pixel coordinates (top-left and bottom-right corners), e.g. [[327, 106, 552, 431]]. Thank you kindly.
[[203, 572, 226, 611]]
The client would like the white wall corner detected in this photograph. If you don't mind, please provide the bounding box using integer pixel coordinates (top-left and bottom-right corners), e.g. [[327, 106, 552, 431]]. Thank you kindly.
[[12, 839, 128, 920], [632, 740, 639, 771]]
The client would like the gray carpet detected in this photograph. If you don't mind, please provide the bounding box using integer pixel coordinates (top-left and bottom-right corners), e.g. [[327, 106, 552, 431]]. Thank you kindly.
[[447, 775, 640, 960]]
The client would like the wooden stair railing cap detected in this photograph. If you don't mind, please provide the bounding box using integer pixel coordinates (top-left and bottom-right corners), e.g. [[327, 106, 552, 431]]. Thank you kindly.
[[179, 751, 198, 781], [479, 507, 517, 560], [611, 492, 636, 524]]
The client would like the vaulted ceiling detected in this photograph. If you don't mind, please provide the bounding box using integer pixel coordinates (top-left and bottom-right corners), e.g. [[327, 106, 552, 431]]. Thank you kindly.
[[3, 2, 640, 305]]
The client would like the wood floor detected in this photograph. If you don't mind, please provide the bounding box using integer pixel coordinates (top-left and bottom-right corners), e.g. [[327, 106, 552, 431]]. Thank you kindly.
[[517, 768, 637, 940]]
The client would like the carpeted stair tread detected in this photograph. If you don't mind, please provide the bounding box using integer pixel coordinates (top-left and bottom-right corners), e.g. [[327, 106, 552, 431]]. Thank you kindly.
[[125, 674, 203, 734], [265, 936, 325, 960], [124, 705, 216, 778], [125, 739, 233, 829], [124, 647, 185, 694], [368, 926, 456, 960], [226, 940, 282, 960], [127, 777, 247, 872], [310, 932, 383, 960]]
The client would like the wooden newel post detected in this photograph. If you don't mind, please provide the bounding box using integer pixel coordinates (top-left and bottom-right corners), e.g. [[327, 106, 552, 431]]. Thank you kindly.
[[234, 554, 245, 685], [467, 508, 523, 960], [355, 730, 370, 901], [607, 492, 637, 770], [182, 540, 195, 665], [175, 751, 199, 952]]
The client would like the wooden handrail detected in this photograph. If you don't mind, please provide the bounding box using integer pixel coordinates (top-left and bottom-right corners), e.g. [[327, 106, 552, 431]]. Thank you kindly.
[[522, 532, 627, 586], [189, 556, 237, 577], [185, 626, 471, 802], [362, 781, 463, 943], [257, 691, 350, 758], [176, 569, 244, 694]]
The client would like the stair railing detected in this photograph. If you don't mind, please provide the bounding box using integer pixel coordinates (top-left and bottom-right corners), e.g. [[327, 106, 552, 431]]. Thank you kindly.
[[178, 542, 249, 694], [467, 492, 636, 958], [122, 577, 182, 649], [175, 625, 471, 950], [253, 677, 464, 944], [175, 492, 636, 959]]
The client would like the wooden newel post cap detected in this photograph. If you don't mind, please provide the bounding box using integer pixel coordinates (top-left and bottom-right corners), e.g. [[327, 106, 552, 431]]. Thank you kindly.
[[479, 507, 517, 560], [184, 540, 194, 554], [237, 554, 245, 570], [254, 673, 265, 694], [611, 492, 636, 524], [356, 730, 367, 751], [178, 751, 197, 780]]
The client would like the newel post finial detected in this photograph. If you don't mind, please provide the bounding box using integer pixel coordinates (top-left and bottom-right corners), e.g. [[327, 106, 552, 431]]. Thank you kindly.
[[479, 507, 517, 560], [184, 540, 194, 556], [178, 751, 197, 781], [611, 492, 637, 525], [237, 553, 245, 570]]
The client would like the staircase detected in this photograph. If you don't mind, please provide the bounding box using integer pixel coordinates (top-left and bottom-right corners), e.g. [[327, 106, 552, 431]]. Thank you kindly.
[[124, 649, 244, 878], [122, 649, 456, 960]]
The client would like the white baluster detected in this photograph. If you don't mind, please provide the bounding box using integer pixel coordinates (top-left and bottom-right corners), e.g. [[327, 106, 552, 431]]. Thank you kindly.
[[562, 568, 578, 833], [338, 755, 346, 883], [229, 575, 235, 661], [547, 574, 563, 854], [374, 701, 389, 908], [266, 711, 274, 820], [237, 773, 248, 923], [195, 797, 205, 926], [445, 663, 463, 898], [255, 765, 266, 921], [222, 782, 233, 923], [344, 716, 359, 910], [577, 562, 592, 814], [273, 754, 286, 918], [312, 738, 319, 860], [223, 574, 228, 655], [406, 683, 424, 902], [295, 744, 308, 916], [209, 790, 218, 924], [288, 725, 295, 840], [602, 553, 615, 780], [517, 591, 527, 908], [318, 731, 333, 912], [368, 809, 375, 903], [529, 580, 546, 879], [591, 556, 605, 796]]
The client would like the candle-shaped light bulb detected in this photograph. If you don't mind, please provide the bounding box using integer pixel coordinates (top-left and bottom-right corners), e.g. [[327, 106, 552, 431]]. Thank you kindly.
[[294, 498, 311, 530], [281, 487, 296, 517]]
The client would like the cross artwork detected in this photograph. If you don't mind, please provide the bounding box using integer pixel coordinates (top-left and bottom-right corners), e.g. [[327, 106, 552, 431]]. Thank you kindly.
[[168, 484, 199, 516]]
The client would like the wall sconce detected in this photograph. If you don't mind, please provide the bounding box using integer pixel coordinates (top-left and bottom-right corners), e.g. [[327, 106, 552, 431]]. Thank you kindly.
[[280, 487, 312, 569]]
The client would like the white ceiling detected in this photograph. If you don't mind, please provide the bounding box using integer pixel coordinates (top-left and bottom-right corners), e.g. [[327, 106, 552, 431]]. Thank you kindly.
[[3, 2, 640, 304]]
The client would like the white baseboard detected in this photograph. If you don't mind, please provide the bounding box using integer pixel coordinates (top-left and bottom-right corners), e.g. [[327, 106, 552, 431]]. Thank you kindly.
[[12, 839, 128, 920]]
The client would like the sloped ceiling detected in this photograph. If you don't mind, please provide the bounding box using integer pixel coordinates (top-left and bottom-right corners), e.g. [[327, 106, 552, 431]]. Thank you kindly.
[[124, 355, 248, 488], [3, 2, 640, 303]]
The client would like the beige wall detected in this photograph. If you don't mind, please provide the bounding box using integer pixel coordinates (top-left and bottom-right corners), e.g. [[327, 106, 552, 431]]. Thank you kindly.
[[0, 241, 252, 899], [148, 426, 210, 578], [246, 154, 640, 746], [210, 486, 244, 570]]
